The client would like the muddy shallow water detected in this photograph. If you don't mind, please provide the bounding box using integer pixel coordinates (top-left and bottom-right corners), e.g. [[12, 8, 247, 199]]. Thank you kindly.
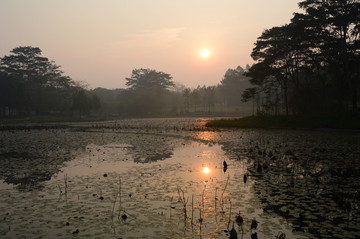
[[0, 118, 359, 238]]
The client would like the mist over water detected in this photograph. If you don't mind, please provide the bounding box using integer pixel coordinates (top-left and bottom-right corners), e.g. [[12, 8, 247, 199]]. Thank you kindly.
[[1, 1, 360, 238]]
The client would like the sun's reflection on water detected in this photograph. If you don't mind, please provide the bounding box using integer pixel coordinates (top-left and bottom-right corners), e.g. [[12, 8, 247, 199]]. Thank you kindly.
[[192, 130, 218, 142]]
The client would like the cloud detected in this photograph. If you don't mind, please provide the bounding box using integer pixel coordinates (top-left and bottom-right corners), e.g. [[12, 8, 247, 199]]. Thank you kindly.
[[114, 27, 187, 51]]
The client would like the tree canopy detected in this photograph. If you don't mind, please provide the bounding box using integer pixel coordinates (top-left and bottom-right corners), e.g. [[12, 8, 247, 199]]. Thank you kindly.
[[218, 66, 251, 107], [0, 46, 99, 116], [125, 68, 174, 91], [122, 68, 175, 115], [244, 0, 360, 115]]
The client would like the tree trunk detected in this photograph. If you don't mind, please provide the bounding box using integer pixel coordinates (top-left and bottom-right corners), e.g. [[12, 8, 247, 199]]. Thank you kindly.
[[283, 80, 289, 116]]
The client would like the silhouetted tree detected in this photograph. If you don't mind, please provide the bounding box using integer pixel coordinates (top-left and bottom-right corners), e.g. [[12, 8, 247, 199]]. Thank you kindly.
[[202, 86, 216, 112], [183, 88, 191, 112], [90, 94, 101, 113], [126, 68, 174, 91], [91, 87, 123, 116], [245, 0, 360, 115], [0, 46, 75, 114], [124, 68, 174, 115], [241, 87, 257, 115], [191, 87, 201, 112], [72, 89, 91, 117], [218, 66, 250, 107], [0, 72, 27, 116], [298, 0, 360, 112]]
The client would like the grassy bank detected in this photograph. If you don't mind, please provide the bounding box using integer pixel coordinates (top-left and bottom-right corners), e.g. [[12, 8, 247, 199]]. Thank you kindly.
[[205, 115, 360, 130]]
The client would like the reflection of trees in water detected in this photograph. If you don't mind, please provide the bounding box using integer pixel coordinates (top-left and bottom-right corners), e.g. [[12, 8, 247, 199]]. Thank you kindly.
[[222, 130, 360, 238], [0, 151, 71, 190], [2, 123, 358, 238], [0, 129, 188, 190], [120, 133, 184, 163], [0, 130, 104, 190]]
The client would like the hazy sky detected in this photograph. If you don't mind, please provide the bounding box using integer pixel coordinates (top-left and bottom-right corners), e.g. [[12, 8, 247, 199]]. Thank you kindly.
[[1, 0, 300, 89]]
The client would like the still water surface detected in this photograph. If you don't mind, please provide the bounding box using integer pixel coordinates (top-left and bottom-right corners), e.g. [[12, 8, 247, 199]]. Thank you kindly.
[[0, 118, 359, 238]]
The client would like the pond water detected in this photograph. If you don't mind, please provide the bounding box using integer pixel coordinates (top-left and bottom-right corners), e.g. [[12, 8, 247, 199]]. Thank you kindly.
[[0, 118, 359, 238]]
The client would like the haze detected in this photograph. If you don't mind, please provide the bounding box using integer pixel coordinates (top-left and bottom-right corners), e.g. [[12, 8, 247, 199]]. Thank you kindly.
[[0, 0, 300, 89]]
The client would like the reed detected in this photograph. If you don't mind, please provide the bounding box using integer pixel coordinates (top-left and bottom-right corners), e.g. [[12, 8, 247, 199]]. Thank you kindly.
[[177, 186, 189, 220], [111, 190, 119, 222], [111, 176, 122, 222], [201, 185, 206, 211], [214, 187, 218, 222], [191, 195, 194, 225], [64, 174, 68, 201], [227, 199, 232, 231], [170, 196, 173, 220], [57, 184, 63, 195], [220, 175, 230, 204]]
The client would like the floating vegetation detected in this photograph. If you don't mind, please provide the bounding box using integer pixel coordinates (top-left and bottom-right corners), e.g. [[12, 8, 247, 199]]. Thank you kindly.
[[0, 119, 358, 238]]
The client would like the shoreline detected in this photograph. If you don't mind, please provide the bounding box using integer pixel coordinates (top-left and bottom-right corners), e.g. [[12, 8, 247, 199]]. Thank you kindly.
[[205, 115, 360, 130]]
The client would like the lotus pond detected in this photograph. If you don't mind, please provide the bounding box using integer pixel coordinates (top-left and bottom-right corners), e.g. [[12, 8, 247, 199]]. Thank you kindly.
[[0, 118, 359, 238]]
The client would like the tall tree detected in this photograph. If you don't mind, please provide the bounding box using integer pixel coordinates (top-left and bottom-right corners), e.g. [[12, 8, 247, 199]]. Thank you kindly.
[[218, 66, 250, 107], [72, 89, 91, 117], [124, 68, 174, 115], [298, 0, 360, 111], [246, 0, 360, 115], [183, 88, 191, 112], [0, 72, 26, 116], [249, 24, 301, 115], [0, 46, 75, 114], [125, 68, 174, 91], [1, 47, 63, 87]]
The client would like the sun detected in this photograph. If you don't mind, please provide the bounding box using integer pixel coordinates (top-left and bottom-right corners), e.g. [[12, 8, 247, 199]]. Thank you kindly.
[[202, 166, 211, 174], [201, 49, 210, 58]]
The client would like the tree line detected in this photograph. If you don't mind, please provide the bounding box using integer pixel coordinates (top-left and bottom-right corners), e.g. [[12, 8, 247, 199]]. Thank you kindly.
[[1, 0, 358, 118], [94, 66, 252, 117], [242, 0, 360, 115], [0, 46, 252, 117], [0, 46, 100, 117]]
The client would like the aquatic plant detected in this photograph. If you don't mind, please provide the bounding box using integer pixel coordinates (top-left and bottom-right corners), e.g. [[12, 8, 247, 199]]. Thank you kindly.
[[177, 185, 189, 220]]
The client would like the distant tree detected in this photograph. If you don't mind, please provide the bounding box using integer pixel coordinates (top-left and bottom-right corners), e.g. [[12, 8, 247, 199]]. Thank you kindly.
[[71, 89, 91, 117], [91, 87, 123, 115], [241, 87, 257, 115], [0, 72, 27, 116], [218, 66, 251, 107], [0, 46, 75, 114], [191, 87, 201, 112], [90, 94, 101, 112], [0, 46, 65, 88], [126, 68, 174, 91], [124, 68, 174, 115], [183, 88, 191, 112], [202, 86, 216, 112]]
